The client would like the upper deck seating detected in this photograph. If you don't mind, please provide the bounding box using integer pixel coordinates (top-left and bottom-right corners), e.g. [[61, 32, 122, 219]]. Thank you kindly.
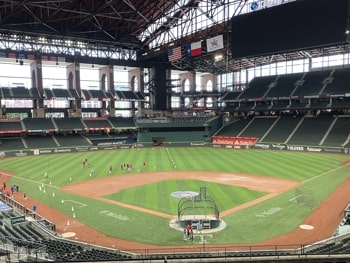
[[69, 88, 80, 99], [239, 75, 277, 100], [1, 87, 12, 98], [265, 73, 304, 98], [115, 90, 143, 100], [30, 87, 41, 99], [121, 91, 138, 100], [332, 97, 350, 109], [236, 101, 255, 112], [0, 119, 23, 133], [88, 89, 108, 100], [115, 90, 123, 99], [222, 101, 239, 112], [104, 90, 115, 100], [22, 118, 55, 131], [53, 118, 85, 131], [52, 88, 71, 98], [254, 101, 271, 111], [222, 91, 241, 100], [82, 118, 112, 129], [292, 70, 331, 97], [11, 86, 31, 98], [288, 100, 309, 110], [135, 91, 146, 100], [108, 117, 135, 128], [81, 90, 92, 100], [43, 88, 54, 100], [269, 100, 289, 111], [309, 98, 330, 110], [322, 68, 350, 96]]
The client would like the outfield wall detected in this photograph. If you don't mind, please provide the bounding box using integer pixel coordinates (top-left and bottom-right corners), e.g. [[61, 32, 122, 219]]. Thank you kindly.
[[0, 140, 348, 158]]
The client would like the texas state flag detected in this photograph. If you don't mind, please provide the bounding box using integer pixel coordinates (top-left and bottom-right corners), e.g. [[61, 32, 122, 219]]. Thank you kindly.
[[185, 41, 202, 58]]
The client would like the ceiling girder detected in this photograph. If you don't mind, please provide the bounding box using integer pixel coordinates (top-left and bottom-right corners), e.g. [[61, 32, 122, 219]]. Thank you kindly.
[[0, 0, 348, 75]]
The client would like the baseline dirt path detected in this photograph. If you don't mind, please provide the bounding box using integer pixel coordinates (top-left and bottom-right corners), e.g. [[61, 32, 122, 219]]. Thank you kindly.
[[2, 170, 350, 251], [61, 171, 301, 219]]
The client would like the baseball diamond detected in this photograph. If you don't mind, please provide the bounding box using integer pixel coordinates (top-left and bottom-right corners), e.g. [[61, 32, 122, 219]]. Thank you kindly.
[[0, 1, 350, 262], [0, 148, 349, 252]]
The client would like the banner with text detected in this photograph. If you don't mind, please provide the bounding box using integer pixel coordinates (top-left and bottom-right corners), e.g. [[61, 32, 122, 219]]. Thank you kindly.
[[212, 136, 257, 146]]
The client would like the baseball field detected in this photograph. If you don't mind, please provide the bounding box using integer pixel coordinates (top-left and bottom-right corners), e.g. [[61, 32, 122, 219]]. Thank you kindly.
[[0, 147, 349, 247]]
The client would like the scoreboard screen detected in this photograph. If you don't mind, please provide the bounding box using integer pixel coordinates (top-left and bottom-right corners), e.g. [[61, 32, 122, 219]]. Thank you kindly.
[[231, 0, 348, 59]]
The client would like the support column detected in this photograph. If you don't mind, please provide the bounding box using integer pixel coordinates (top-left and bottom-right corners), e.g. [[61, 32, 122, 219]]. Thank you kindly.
[[30, 59, 44, 118], [129, 67, 146, 116], [67, 62, 82, 117], [139, 68, 145, 115], [201, 73, 218, 108], [166, 69, 171, 110], [180, 71, 195, 108], [212, 74, 219, 108], [99, 65, 114, 117], [192, 70, 197, 107], [0, 102, 3, 118], [152, 65, 168, 111], [129, 68, 138, 116]]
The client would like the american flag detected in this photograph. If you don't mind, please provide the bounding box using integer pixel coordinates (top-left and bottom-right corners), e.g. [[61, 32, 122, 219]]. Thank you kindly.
[[168, 46, 182, 62]]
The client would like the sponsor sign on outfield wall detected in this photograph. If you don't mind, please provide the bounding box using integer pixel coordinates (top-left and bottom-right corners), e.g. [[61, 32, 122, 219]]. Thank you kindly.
[[252, 144, 347, 154], [212, 136, 257, 146], [0, 142, 348, 158]]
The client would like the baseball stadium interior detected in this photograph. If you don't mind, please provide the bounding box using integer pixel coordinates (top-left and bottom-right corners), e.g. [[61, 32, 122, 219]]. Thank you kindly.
[[0, 0, 350, 262]]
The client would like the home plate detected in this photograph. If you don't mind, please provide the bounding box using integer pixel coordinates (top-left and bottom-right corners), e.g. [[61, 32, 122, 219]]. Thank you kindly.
[[299, 224, 314, 230], [62, 232, 76, 238]]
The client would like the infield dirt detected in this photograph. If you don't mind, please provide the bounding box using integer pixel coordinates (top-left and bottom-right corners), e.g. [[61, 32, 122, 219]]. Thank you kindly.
[[1, 171, 350, 251]]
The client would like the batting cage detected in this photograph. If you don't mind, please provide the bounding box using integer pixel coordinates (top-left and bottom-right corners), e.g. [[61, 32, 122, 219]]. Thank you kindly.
[[177, 187, 220, 229]]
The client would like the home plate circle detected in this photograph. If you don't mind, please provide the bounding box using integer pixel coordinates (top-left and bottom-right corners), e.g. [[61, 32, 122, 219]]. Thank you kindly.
[[62, 232, 76, 238], [299, 224, 314, 230]]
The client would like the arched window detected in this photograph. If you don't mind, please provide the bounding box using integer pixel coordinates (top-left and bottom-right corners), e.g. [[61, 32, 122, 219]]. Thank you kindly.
[[184, 97, 191, 108], [206, 80, 213, 92], [183, 79, 190, 92]]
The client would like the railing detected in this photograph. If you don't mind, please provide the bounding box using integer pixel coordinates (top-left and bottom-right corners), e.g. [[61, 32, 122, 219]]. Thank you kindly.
[[0, 193, 55, 232]]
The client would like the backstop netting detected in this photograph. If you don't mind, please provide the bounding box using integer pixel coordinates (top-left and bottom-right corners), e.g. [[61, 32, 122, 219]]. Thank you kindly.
[[292, 187, 315, 208]]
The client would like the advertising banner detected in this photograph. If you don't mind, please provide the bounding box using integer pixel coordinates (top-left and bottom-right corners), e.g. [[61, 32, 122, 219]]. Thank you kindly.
[[212, 136, 257, 146]]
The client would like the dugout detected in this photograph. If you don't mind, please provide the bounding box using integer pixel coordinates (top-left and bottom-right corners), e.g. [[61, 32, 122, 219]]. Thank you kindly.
[[152, 137, 165, 146]]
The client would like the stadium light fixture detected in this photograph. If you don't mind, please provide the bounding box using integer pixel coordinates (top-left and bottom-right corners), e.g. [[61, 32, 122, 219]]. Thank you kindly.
[[214, 54, 223, 61]]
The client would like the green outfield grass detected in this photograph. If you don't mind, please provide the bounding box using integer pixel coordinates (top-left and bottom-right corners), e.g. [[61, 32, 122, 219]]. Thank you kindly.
[[0, 147, 349, 245]]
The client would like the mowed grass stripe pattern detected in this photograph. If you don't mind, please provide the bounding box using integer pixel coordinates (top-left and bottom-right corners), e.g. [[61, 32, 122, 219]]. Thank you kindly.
[[105, 179, 266, 214], [5, 148, 345, 183], [0, 148, 349, 245]]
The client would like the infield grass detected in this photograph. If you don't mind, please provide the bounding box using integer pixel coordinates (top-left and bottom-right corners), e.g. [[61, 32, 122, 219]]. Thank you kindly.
[[0, 147, 349, 245], [105, 179, 266, 214]]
